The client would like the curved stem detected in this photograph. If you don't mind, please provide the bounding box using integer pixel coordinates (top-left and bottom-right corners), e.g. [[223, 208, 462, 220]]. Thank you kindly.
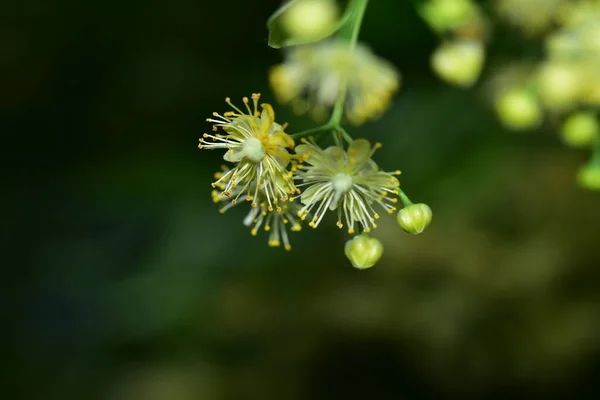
[[290, 123, 333, 140], [398, 188, 414, 207]]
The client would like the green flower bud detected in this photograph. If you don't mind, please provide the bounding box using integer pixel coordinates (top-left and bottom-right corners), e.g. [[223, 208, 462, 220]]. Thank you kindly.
[[282, 0, 339, 41], [536, 62, 582, 110], [430, 39, 484, 88], [397, 203, 433, 235], [494, 88, 543, 131], [577, 164, 600, 191], [344, 235, 383, 270], [560, 112, 599, 148], [420, 0, 477, 33]]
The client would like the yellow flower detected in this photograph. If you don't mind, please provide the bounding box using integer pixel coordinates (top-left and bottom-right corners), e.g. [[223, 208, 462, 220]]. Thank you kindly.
[[293, 138, 400, 234], [199, 94, 299, 211], [212, 167, 302, 250], [269, 40, 400, 125]]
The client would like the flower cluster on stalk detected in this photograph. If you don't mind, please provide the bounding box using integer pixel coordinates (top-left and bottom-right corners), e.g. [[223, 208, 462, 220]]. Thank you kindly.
[[198, 0, 433, 268]]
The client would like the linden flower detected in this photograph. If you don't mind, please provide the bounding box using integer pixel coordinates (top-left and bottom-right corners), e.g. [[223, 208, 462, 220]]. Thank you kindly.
[[198, 94, 298, 211], [212, 167, 303, 250], [269, 40, 400, 125], [293, 138, 400, 234]]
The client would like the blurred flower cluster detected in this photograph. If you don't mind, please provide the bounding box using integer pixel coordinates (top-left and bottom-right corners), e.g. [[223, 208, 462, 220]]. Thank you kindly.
[[269, 39, 400, 125], [419, 0, 488, 88], [198, 0, 432, 268], [418, 0, 600, 191]]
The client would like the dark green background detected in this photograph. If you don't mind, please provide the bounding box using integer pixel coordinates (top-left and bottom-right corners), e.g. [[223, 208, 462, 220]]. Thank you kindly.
[[4, 0, 600, 398]]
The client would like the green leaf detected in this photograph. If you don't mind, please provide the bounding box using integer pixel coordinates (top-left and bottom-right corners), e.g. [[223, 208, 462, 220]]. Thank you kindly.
[[267, 0, 352, 49]]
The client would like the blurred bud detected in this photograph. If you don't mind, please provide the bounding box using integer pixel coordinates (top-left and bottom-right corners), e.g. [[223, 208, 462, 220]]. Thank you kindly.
[[583, 24, 600, 53], [577, 164, 600, 191], [282, 0, 339, 41], [582, 79, 600, 107], [397, 203, 433, 235], [536, 62, 582, 110], [546, 32, 581, 61], [495, 88, 543, 131], [431, 39, 484, 87], [344, 235, 383, 270], [420, 0, 477, 32], [560, 112, 599, 148]]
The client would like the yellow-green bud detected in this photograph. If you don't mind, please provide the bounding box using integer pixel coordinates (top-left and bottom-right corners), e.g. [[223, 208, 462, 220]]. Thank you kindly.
[[397, 203, 433, 235], [430, 39, 484, 87], [560, 112, 599, 148], [536, 62, 581, 110], [420, 0, 477, 32], [344, 235, 383, 270], [282, 0, 339, 41], [494, 89, 542, 131], [545, 32, 579, 61], [577, 164, 600, 191], [582, 24, 600, 53]]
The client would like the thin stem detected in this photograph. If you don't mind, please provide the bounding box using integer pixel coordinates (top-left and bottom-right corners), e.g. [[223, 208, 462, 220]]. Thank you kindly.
[[290, 123, 333, 139], [398, 188, 414, 207], [335, 125, 354, 143], [347, 0, 369, 47], [326, 0, 369, 128], [331, 130, 343, 147], [290, 0, 370, 144]]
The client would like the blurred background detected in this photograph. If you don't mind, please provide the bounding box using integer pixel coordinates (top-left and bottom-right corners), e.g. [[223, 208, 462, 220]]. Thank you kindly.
[[4, 0, 600, 398]]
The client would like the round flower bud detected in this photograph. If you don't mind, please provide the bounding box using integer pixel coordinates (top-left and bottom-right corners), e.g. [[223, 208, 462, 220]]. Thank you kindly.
[[560, 112, 599, 148], [577, 164, 600, 191], [583, 24, 600, 53], [545, 32, 580, 61], [430, 39, 484, 87], [420, 0, 477, 32], [397, 203, 433, 235], [582, 79, 600, 107], [536, 62, 582, 110], [282, 0, 339, 41], [494, 88, 543, 131], [344, 235, 384, 270]]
